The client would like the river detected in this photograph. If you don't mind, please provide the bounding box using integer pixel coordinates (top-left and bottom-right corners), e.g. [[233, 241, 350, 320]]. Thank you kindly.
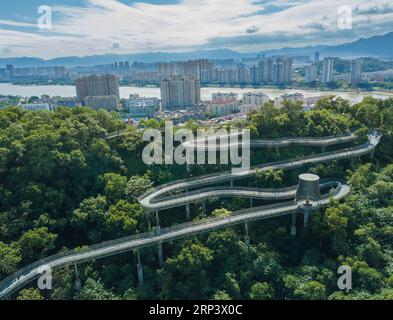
[[1, 83, 393, 104]]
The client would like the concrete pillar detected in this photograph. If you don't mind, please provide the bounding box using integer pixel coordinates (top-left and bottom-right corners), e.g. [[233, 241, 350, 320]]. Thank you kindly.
[[322, 145, 326, 153], [144, 210, 151, 231], [291, 212, 297, 236], [186, 203, 191, 220], [230, 180, 234, 188], [156, 211, 160, 228], [304, 210, 310, 227], [186, 163, 191, 173], [74, 263, 82, 291], [275, 147, 280, 157], [202, 200, 206, 215], [158, 242, 164, 267], [244, 221, 250, 246], [250, 198, 253, 208], [136, 250, 144, 285]]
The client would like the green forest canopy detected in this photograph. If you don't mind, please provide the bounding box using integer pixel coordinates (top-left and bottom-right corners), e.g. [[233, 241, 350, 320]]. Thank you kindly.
[[1, 95, 393, 300]]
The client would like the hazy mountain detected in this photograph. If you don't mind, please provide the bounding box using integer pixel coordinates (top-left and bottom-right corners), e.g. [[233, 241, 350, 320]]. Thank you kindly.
[[322, 32, 393, 58], [1, 32, 393, 68], [0, 49, 246, 67]]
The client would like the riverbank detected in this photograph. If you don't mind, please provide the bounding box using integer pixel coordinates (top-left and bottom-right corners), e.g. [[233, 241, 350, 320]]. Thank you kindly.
[[1, 83, 393, 105]]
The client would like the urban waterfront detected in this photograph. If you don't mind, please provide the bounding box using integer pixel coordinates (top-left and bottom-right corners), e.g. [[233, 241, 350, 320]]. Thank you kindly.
[[1, 83, 393, 104]]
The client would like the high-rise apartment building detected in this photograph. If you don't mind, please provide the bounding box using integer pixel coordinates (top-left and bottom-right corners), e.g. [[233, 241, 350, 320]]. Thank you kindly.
[[75, 74, 120, 102], [322, 57, 334, 83], [314, 52, 320, 63], [258, 58, 274, 83], [305, 64, 318, 83], [155, 59, 213, 79], [350, 59, 362, 84], [160, 76, 201, 110], [256, 57, 292, 84]]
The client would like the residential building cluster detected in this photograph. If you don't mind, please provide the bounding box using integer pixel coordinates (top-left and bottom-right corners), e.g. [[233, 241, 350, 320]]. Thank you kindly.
[[305, 57, 363, 85], [127, 94, 159, 119], [17, 96, 82, 111], [274, 93, 323, 110], [0, 65, 68, 81], [155, 59, 213, 79], [201, 56, 293, 85], [362, 69, 393, 82]]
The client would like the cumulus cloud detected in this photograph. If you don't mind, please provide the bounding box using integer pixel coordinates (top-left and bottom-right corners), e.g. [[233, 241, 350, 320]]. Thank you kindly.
[[0, 0, 393, 58]]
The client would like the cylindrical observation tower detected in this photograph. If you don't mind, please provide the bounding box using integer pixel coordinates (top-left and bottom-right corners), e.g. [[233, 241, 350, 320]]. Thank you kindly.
[[296, 173, 321, 226]]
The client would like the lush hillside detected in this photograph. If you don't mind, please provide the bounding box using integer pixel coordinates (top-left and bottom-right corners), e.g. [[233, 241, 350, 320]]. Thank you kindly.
[[0, 97, 393, 300]]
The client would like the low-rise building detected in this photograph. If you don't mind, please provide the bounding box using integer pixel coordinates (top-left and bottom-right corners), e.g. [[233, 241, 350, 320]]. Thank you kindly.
[[242, 92, 269, 107], [212, 92, 238, 102], [205, 100, 239, 117], [84, 95, 119, 110], [240, 104, 262, 114], [274, 92, 304, 107], [127, 95, 159, 119], [22, 103, 51, 111]]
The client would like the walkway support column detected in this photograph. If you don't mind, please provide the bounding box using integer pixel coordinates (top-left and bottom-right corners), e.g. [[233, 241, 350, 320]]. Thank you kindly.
[[136, 250, 144, 285], [144, 209, 151, 231], [250, 198, 253, 208], [158, 242, 164, 267], [291, 212, 297, 236], [186, 203, 191, 220], [74, 263, 82, 291], [156, 211, 160, 228], [244, 221, 250, 246], [304, 209, 310, 227], [202, 200, 206, 215]]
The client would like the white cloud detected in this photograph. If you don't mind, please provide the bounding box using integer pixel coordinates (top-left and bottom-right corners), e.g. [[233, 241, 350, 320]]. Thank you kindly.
[[0, 0, 393, 58]]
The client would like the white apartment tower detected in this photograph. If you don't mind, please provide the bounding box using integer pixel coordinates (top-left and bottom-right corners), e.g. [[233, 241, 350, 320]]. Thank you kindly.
[[322, 57, 334, 83], [305, 64, 318, 83], [160, 76, 201, 110]]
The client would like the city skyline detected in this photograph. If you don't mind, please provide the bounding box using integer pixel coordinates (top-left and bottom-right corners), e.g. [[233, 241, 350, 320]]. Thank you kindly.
[[2, 0, 393, 59]]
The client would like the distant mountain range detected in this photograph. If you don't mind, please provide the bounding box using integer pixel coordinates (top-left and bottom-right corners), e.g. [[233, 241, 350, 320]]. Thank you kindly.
[[1, 32, 393, 68]]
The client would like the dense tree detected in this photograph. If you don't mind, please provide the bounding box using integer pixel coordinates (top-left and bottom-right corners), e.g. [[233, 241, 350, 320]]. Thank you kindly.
[[105, 200, 143, 237], [71, 196, 108, 243], [75, 278, 119, 300], [18, 227, 57, 263], [0, 242, 21, 277], [161, 243, 214, 299], [96, 173, 127, 204], [294, 281, 326, 300], [1, 94, 393, 301], [125, 175, 153, 203], [17, 288, 44, 300], [249, 282, 274, 300]]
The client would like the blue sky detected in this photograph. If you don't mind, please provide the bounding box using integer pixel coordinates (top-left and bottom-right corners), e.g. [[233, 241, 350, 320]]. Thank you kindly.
[[1, 0, 393, 59]]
